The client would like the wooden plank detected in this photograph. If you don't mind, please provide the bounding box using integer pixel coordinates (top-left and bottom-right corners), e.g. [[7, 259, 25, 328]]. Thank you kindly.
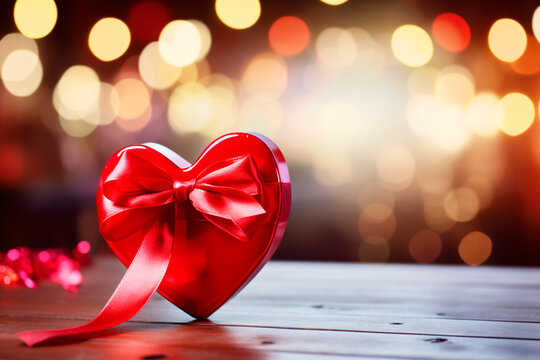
[[2, 257, 540, 342], [2, 317, 540, 360], [5, 281, 540, 323], [3, 300, 540, 342], [3, 256, 540, 360]]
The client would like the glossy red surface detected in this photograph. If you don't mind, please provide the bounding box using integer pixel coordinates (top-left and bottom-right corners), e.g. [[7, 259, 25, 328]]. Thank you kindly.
[[103, 132, 291, 319]]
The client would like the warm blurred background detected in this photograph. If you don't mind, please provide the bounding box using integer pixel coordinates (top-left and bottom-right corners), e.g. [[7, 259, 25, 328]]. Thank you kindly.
[[1, 0, 540, 269]]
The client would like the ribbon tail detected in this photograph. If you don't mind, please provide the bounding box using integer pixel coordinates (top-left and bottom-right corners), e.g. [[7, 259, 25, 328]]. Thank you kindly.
[[17, 213, 174, 347]]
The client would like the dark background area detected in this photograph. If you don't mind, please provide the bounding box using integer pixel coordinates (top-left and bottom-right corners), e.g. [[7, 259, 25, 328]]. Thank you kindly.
[[1, 0, 540, 265]]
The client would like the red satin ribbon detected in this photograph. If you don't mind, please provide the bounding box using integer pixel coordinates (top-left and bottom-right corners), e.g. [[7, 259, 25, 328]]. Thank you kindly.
[[18, 148, 266, 346]]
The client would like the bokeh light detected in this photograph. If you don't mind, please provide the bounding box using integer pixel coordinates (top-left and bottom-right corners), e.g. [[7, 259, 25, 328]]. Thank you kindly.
[[94, 82, 120, 125], [127, 1, 171, 43], [459, 231, 492, 266], [316, 27, 356, 69], [200, 76, 238, 138], [59, 117, 97, 138], [377, 146, 415, 191], [76, 240, 91, 255], [1, 49, 42, 97], [321, 0, 348, 5], [1, 49, 39, 82], [495, 92, 535, 136], [407, 67, 438, 95], [349, 28, 386, 73], [358, 183, 395, 210], [139, 42, 182, 90], [269, 16, 310, 56], [409, 230, 442, 263], [432, 12, 470, 52], [424, 195, 456, 233], [466, 92, 499, 137], [533, 6, 540, 43], [0, 144, 24, 186], [190, 20, 212, 61], [391, 25, 433, 67], [13, 0, 57, 39], [195, 60, 211, 82], [242, 52, 287, 99], [406, 95, 472, 152], [114, 78, 151, 121], [54, 65, 101, 120], [158, 20, 201, 67], [168, 82, 213, 134], [358, 203, 396, 244], [435, 65, 475, 106], [488, 18, 527, 62], [200, 72, 235, 92], [88, 18, 131, 62], [177, 62, 199, 84], [417, 169, 452, 196], [443, 187, 480, 222], [465, 175, 494, 210], [60, 82, 113, 126], [116, 105, 152, 132], [362, 203, 393, 222], [215, 0, 261, 30], [0, 33, 38, 66], [510, 34, 540, 75]]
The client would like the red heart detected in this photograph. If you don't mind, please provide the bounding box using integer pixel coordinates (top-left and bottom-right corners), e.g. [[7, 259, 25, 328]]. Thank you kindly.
[[99, 133, 291, 319]]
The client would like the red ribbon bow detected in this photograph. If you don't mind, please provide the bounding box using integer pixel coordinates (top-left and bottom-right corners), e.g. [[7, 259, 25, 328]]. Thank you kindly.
[[18, 146, 266, 346]]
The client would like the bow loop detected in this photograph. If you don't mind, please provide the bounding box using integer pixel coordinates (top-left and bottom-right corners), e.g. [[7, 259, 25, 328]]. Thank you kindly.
[[103, 179, 176, 208], [197, 155, 263, 196], [101, 148, 178, 209]]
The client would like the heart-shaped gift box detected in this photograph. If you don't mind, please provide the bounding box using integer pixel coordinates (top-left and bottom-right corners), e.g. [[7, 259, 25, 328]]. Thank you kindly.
[[98, 132, 291, 319], [17, 132, 291, 347]]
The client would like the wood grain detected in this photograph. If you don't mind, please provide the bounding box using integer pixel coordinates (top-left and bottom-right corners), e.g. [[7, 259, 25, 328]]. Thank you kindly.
[[1, 256, 539, 359]]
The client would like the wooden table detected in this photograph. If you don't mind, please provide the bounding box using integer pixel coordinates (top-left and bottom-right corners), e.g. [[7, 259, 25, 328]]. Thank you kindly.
[[1, 256, 539, 359]]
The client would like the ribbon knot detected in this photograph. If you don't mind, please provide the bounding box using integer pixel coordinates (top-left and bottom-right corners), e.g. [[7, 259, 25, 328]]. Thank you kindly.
[[173, 179, 194, 202], [17, 146, 268, 347]]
